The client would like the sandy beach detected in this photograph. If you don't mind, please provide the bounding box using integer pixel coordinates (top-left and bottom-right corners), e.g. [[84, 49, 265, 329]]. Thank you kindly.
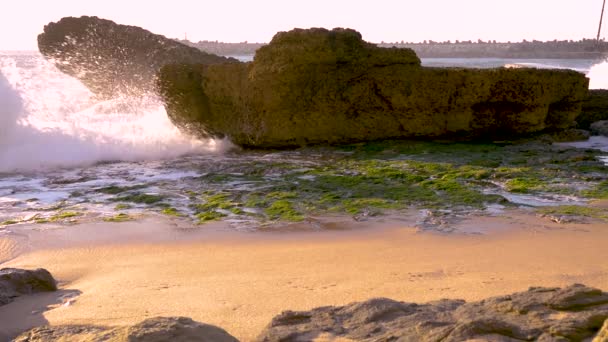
[[1, 211, 607, 340]]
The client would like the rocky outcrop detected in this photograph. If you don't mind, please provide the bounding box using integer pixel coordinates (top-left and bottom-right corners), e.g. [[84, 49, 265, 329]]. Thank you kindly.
[[0, 268, 57, 306], [38, 19, 590, 147], [591, 120, 608, 136], [37, 16, 236, 99], [15, 316, 239, 342], [579, 89, 608, 129], [13, 284, 608, 341], [257, 284, 608, 341], [158, 28, 589, 148]]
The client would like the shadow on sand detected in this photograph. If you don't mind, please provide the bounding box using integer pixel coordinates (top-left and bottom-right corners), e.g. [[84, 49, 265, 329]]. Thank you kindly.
[[0, 289, 81, 340]]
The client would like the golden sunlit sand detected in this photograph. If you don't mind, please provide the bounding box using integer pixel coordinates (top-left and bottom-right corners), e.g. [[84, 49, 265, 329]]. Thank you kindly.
[[1, 212, 608, 341]]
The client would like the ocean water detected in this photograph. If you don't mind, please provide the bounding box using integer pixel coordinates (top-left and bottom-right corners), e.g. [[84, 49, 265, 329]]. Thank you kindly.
[[0, 52, 607, 229]]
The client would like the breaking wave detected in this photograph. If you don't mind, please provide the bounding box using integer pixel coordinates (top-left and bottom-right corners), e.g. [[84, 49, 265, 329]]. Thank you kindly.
[[0, 52, 222, 173], [588, 60, 608, 89]]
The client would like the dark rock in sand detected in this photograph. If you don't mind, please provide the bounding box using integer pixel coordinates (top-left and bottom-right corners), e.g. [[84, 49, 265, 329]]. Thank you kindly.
[[15, 316, 239, 342], [591, 120, 608, 136], [37, 16, 236, 99], [579, 89, 608, 129], [0, 268, 57, 306], [158, 28, 589, 148], [257, 284, 608, 341]]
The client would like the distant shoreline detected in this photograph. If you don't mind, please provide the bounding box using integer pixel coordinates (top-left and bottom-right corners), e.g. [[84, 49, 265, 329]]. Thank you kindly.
[[178, 38, 608, 60]]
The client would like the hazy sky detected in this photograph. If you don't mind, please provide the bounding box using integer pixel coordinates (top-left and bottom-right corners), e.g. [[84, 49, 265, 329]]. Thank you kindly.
[[1, 0, 605, 50]]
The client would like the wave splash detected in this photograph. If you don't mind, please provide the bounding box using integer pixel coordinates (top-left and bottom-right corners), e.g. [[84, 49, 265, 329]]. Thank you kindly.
[[0, 53, 221, 173], [588, 60, 608, 89]]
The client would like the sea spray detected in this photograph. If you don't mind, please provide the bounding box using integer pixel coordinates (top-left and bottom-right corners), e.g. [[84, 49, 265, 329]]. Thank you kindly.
[[588, 60, 608, 89], [0, 53, 221, 172], [0, 71, 21, 144]]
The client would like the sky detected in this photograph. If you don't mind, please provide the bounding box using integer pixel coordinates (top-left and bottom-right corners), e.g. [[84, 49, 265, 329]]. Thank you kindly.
[[1, 0, 606, 50]]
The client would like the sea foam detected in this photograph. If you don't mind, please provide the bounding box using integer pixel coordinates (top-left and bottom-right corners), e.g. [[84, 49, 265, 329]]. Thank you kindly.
[[0, 53, 222, 172]]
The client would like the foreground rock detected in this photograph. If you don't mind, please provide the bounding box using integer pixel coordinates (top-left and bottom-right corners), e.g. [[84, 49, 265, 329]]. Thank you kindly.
[[15, 316, 239, 342], [38, 16, 236, 99], [159, 28, 589, 147], [0, 268, 57, 306], [258, 284, 608, 341]]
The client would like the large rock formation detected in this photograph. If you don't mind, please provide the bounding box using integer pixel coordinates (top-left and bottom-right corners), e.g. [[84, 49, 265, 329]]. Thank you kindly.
[[258, 284, 608, 341], [39, 18, 590, 147], [15, 316, 239, 342], [0, 268, 57, 306], [37, 16, 236, 99], [158, 28, 589, 148]]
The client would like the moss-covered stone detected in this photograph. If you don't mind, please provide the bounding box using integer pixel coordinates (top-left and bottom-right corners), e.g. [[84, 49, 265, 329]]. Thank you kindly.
[[158, 28, 589, 148]]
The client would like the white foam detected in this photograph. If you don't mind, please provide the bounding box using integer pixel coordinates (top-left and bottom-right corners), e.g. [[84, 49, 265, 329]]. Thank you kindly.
[[588, 60, 608, 89], [0, 53, 222, 172]]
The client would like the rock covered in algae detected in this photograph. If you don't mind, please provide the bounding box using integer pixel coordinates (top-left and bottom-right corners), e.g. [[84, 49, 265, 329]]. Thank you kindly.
[[158, 28, 589, 148], [37, 16, 237, 99]]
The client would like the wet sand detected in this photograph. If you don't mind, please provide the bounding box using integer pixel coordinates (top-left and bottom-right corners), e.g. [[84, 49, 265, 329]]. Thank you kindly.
[[0, 237, 20, 264], [1, 212, 608, 341]]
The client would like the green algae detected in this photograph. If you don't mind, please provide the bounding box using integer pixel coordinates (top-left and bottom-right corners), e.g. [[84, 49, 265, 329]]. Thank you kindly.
[[68, 139, 606, 226], [538, 205, 608, 221], [112, 193, 165, 205], [194, 193, 236, 211], [49, 211, 82, 222], [161, 207, 182, 217], [265, 200, 304, 221], [96, 185, 145, 194], [267, 191, 298, 200], [196, 211, 227, 223], [582, 181, 608, 199], [103, 213, 133, 222], [114, 203, 132, 210], [504, 177, 546, 193], [1, 219, 18, 226]]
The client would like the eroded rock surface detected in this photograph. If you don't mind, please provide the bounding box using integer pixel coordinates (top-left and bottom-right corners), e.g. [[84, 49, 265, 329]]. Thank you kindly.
[[158, 28, 589, 148], [0, 268, 57, 306], [15, 316, 239, 342], [37, 16, 236, 99], [257, 284, 608, 341]]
